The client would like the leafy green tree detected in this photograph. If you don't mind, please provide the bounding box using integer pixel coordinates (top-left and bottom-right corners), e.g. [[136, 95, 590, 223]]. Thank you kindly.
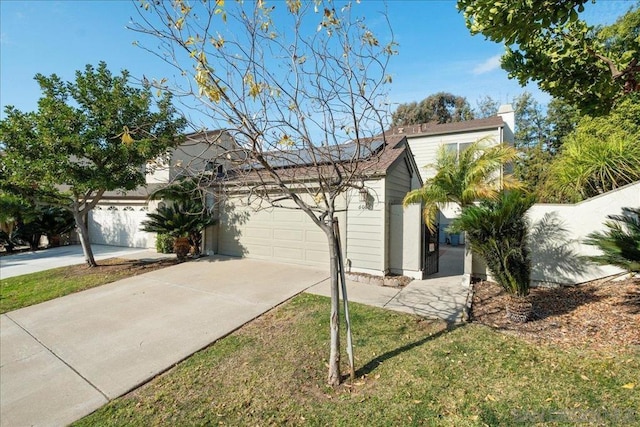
[[0, 62, 186, 266], [474, 95, 500, 119], [542, 93, 640, 202], [458, 1, 640, 115], [392, 92, 474, 126], [403, 139, 521, 230], [545, 97, 580, 153], [450, 190, 536, 322], [585, 207, 640, 274]]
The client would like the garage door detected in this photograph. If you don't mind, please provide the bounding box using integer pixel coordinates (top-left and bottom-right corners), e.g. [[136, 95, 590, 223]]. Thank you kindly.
[[89, 205, 155, 248], [218, 201, 329, 268]]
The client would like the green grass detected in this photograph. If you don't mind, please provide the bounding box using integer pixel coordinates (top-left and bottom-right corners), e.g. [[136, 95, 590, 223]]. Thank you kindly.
[[74, 294, 639, 426], [0, 258, 174, 314]]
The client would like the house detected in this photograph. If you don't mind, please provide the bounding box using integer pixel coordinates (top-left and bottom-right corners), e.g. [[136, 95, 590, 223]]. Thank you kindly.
[[386, 105, 516, 244], [205, 134, 430, 279], [89, 107, 515, 279], [88, 130, 236, 248]]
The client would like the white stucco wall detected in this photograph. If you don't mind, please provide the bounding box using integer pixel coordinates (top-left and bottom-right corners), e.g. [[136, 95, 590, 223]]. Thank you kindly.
[[469, 182, 640, 286]]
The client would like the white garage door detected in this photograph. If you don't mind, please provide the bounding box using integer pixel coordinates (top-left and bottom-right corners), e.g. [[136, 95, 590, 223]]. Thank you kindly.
[[218, 201, 329, 268], [89, 206, 155, 248]]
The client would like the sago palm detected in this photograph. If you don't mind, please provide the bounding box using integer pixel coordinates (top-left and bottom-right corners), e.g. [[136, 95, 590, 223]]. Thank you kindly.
[[449, 190, 536, 322], [584, 207, 640, 274], [403, 138, 521, 230]]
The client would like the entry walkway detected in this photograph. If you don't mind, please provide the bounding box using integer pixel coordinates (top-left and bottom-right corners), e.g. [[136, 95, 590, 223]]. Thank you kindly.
[[307, 245, 468, 323]]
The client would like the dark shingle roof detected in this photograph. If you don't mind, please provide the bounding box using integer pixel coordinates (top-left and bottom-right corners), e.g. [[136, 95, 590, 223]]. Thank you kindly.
[[222, 134, 409, 186], [387, 116, 504, 138]]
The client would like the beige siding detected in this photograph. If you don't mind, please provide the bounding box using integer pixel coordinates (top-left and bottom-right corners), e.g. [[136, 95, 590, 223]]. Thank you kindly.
[[147, 132, 237, 183], [218, 194, 330, 268], [345, 178, 385, 272], [385, 157, 413, 204], [408, 129, 500, 182]]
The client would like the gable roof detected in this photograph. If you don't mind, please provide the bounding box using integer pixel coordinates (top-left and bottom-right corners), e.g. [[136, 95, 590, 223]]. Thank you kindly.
[[387, 116, 505, 138]]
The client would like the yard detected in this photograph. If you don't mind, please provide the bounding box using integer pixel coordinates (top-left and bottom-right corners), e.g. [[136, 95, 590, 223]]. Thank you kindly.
[[69, 276, 638, 426], [2, 260, 638, 425]]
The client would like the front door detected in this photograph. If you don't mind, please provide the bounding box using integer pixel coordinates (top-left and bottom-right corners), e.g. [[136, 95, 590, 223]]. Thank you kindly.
[[423, 224, 439, 276]]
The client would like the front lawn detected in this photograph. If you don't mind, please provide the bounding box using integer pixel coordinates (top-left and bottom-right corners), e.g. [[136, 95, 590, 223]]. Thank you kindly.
[[74, 293, 639, 426], [0, 258, 177, 314]]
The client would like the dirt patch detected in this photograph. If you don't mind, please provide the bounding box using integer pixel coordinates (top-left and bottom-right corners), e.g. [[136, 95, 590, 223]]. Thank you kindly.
[[471, 277, 640, 350], [61, 257, 180, 277]]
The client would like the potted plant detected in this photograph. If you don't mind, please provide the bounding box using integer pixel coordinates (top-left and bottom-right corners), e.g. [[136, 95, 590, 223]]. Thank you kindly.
[[450, 190, 536, 322], [140, 201, 215, 261]]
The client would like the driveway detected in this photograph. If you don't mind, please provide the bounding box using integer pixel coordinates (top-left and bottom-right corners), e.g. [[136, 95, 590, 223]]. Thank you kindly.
[[0, 245, 158, 279], [0, 257, 329, 427]]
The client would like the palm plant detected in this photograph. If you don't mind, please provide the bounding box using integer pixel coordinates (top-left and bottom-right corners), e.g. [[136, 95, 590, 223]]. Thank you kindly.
[[541, 94, 640, 203], [450, 190, 536, 322], [584, 207, 640, 274], [140, 200, 215, 260], [144, 178, 215, 259], [403, 138, 521, 230]]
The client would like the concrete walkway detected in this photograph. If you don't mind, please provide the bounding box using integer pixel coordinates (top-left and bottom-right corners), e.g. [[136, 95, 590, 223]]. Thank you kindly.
[[307, 246, 468, 323], [0, 246, 469, 426]]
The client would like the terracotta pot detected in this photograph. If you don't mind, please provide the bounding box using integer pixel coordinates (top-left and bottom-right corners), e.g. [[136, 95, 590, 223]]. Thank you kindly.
[[173, 237, 191, 261]]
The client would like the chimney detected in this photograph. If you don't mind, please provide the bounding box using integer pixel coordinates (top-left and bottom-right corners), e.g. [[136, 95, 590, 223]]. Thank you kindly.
[[497, 104, 515, 144]]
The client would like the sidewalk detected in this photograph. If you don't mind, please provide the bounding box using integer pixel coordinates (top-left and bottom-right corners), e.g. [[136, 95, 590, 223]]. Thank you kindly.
[[0, 245, 168, 279]]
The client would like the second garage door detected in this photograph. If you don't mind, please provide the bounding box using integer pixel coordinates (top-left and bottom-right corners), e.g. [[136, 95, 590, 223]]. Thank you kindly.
[[218, 201, 329, 268]]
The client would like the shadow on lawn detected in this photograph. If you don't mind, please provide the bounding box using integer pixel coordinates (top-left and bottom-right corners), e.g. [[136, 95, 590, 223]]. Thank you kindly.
[[353, 322, 463, 379]]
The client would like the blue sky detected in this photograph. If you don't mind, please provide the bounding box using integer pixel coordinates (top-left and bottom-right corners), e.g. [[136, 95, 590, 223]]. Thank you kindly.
[[1, 0, 634, 122]]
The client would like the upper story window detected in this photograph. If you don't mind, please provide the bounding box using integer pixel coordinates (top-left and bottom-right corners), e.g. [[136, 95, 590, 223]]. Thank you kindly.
[[205, 161, 225, 177], [444, 142, 472, 160]]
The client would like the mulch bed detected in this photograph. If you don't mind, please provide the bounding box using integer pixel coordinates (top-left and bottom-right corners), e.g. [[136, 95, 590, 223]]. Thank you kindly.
[[470, 276, 640, 350], [63, 257, 180, 275]]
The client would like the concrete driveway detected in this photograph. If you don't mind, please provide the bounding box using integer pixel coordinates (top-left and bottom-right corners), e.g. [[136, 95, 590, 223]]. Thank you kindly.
[[0, 256, 329, 427], [0, 245, 159, 279]]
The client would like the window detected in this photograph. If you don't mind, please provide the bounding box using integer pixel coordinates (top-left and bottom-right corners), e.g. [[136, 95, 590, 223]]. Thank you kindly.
[[444, 142, 472, 159], [205, 161, 225, 177]]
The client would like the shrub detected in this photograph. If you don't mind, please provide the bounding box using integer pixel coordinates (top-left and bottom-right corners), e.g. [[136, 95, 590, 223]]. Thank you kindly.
[[155, 233, 174, 254]]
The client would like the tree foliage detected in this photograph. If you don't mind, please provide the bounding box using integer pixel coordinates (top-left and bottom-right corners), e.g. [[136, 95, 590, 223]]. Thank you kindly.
[[585, 207, 640, 274], [458, 1, 640, 115], [403, 138, 521, 230], [508, 93, 580, 192], [132, 0, 395, 386], [542, 93, 640, 202], [0, 62, 186, 266], [474, 95, 500, 119], [391, 92, 474, 126]]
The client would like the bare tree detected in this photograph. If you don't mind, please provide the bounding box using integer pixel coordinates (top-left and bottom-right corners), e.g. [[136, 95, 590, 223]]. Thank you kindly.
[[131, 0, 395, 386]]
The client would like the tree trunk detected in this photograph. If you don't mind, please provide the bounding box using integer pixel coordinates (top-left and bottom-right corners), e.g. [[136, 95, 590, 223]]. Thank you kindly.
[[72, 207, 97, 267], [326, 223, 341, 387], [334, 220, 355, 382]]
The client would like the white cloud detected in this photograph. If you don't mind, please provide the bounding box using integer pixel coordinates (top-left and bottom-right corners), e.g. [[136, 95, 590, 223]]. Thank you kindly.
[[472, 54, 502, 75]]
